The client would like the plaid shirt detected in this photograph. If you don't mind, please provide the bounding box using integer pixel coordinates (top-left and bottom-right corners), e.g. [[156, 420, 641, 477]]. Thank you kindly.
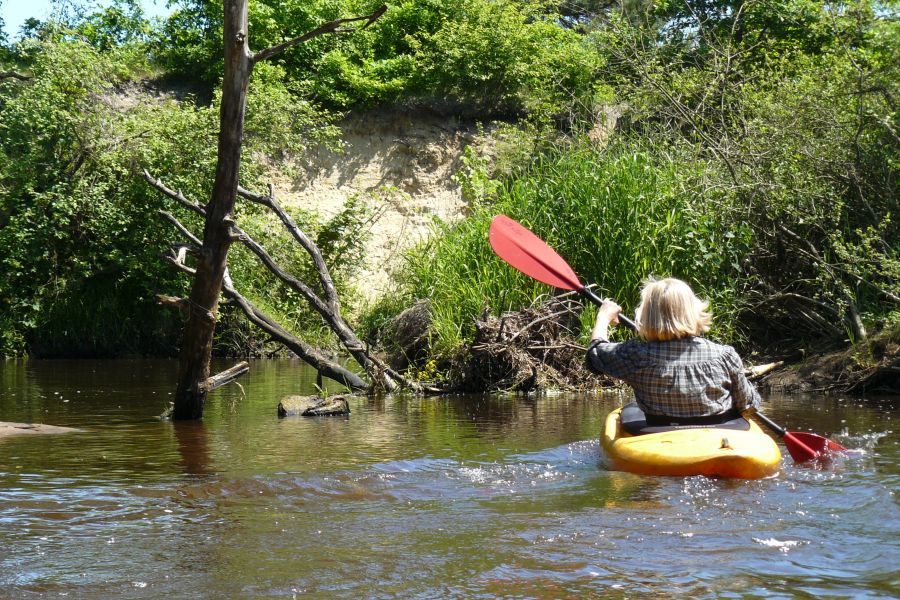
[[586, 336, 761, 418]]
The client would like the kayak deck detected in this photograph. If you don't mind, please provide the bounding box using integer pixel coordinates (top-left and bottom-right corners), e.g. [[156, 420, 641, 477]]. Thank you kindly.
[[601, 407, 782, 479]]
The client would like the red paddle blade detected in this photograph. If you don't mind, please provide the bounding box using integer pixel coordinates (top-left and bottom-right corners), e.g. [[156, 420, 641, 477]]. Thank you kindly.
[[789, 431, 847, 453], [489, 215, 582, 291], [783, 431, 846, 462]]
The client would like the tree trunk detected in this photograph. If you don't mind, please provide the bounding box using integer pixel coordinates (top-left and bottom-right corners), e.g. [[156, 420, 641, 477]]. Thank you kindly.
[[172, 0, 250, 420]]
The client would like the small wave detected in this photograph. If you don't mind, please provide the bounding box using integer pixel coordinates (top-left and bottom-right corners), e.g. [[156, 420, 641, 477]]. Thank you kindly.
[[752, 537, 808, 553]]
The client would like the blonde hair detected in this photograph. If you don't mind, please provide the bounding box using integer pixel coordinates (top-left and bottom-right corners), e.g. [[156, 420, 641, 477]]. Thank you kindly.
[[635, 278, 711, 341]]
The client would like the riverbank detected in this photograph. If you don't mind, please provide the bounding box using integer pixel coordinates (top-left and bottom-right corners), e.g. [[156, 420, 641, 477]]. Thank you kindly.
[[759, 327, 900, 396]]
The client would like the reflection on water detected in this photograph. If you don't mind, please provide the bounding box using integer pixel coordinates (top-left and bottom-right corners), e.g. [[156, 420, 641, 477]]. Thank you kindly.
[[0, 359, 897, 598]]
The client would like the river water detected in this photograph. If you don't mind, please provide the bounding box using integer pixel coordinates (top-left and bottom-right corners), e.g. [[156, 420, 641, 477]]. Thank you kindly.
[[0, 359, 897, 598]]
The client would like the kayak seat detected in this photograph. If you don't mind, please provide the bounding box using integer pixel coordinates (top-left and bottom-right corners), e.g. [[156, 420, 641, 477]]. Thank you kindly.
[[620, 402, 751, 435]]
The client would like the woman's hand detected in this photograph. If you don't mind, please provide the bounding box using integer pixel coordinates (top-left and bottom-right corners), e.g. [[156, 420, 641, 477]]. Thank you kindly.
[[591, 300, 622, 341], [597, 301, 622, 326]]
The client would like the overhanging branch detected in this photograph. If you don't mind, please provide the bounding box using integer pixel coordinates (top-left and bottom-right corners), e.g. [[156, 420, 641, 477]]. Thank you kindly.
[[251, 5, 387, 64], [0, 71, 30, 81]]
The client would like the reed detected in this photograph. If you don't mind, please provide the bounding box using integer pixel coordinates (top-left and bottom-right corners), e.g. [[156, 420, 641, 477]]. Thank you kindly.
[[390, 138, 751, 357]]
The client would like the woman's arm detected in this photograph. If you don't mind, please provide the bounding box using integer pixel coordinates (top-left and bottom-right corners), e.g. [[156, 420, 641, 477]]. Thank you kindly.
[[725, 347, 762, 411], [591, 301, 622, 341]]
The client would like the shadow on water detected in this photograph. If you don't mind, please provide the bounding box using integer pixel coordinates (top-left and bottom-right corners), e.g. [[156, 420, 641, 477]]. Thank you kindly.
[[0, 359, 897, 598]]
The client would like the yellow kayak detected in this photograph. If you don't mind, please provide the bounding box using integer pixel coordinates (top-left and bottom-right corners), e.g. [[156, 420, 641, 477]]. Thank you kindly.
[[601, 407, 781, 479]]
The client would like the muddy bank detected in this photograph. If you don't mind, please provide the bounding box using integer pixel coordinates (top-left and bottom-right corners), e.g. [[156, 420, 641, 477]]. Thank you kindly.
[[759, 333, 900, 396]]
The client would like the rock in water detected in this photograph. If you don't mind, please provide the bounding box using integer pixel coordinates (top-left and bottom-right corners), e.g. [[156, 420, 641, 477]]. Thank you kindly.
[[277, 395, 351, 417]]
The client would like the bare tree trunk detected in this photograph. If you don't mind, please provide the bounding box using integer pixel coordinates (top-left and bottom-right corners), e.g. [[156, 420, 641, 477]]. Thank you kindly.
[[157, 4, 388, 418], [172, 0, 250, 420]]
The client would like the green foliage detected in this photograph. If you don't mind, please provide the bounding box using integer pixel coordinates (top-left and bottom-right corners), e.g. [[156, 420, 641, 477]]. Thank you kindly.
[[388, 138, 751, 356], [593, 0, 899, 345], [76, 0, 153, 51], [155, 0, 604, 123], [0, 40, 217, 356], [153, 0, 224, 88], [0, 35, 342, 357], [244, 61, 342, 160]]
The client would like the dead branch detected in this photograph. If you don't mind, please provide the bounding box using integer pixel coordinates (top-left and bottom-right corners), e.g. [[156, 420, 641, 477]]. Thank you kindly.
[[238, 185, 340, 312], [0, 71, 30, 81], [160, 211, 203, 246], [746, 361, 783, 379], [161, 221, 371, 391], [508, 306, 578, 343], [221, 278, 370, 391], [144, 170, 206, 217], [157, 294, 190, 318], [252, 5, 387, 64], [225, 223, 397, 386], [452, 297, 606, 393], [156, 191, 424, 392], [202, 361, 249, 392]]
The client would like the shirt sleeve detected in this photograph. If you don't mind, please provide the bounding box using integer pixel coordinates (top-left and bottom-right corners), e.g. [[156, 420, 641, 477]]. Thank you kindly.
[[723, 346, 761, 411], [586, 339, 639, 381]]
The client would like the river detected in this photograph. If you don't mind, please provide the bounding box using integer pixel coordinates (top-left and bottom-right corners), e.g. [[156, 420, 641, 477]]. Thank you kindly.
[[1, 359, 897, 598]]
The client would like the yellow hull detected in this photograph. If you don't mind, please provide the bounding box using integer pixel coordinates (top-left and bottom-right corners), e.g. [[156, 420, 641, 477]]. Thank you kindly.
[[601, 408, 782, 479]]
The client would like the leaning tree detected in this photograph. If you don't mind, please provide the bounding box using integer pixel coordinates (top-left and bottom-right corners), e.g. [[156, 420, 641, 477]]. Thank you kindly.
[[145, 2, 425, 420]]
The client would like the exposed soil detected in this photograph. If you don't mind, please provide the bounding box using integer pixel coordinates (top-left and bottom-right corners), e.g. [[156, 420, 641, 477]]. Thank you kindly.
[[759, 333, 900, 396], [274, 108, 485, 303]]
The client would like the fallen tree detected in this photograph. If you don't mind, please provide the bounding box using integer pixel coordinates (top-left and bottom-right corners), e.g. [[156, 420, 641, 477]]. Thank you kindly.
[[146, 173, 430, 394]]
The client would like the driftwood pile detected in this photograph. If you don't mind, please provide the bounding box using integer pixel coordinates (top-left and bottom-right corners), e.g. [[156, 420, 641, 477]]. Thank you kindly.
[[448, 296, 610, 393]]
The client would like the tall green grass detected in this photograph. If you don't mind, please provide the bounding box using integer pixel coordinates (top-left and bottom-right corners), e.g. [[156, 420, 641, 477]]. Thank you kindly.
[[375, 138, 752, 358]]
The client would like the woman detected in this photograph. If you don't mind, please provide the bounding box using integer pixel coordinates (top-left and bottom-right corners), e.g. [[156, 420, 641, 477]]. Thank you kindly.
[[586, 278, 760, 425]]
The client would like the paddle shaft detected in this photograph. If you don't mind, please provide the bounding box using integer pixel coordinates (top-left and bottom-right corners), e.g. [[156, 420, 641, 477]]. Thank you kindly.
[[751, 410, 786, 437]]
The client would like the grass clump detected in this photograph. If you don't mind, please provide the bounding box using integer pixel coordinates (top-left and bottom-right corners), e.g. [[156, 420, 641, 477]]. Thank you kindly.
[[368, 137, 751, 364]]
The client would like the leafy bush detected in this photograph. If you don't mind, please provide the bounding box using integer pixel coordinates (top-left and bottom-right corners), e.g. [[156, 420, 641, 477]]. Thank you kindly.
[[597, 0, 899, 345], [0, 38, 343, 357], [0, 40, 217, 356], [155, 0, 604, 123]]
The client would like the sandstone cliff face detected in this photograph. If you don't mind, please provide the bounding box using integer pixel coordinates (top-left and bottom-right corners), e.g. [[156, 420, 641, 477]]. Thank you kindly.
[[274, 110, 483, 301]]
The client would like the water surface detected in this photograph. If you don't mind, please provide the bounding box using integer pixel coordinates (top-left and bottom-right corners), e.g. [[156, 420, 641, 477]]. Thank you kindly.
[[1, 359, 897, 598]]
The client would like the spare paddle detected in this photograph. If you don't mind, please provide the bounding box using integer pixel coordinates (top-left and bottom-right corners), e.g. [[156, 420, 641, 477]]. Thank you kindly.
[[488, 214, 637, 330], [488, 214, 847, 463]]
